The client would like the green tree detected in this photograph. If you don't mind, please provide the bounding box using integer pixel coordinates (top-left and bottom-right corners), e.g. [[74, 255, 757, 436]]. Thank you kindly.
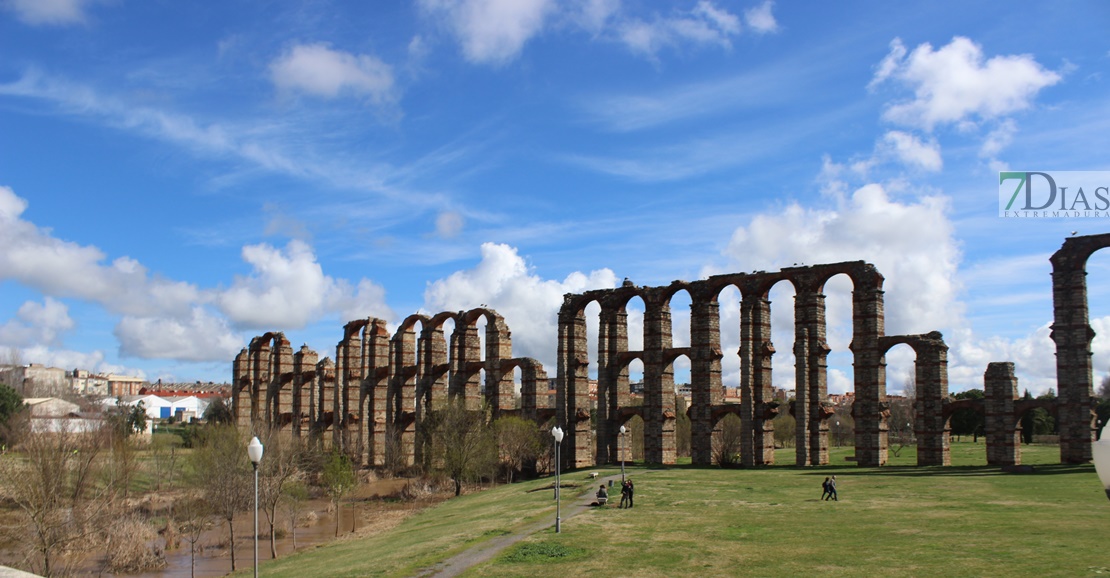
[[426, 400, 497, 496], [1020, 390, 1035, 444], [492, 416, 545, 483], [0, 383, 25, 445], [203, 398, 233, 425], [950, 389, 985, 441], [321, 450, 356, 537]]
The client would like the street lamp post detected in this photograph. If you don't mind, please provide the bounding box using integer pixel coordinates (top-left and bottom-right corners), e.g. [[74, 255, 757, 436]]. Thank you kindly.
[[835, 420, 840, 448], [619, 425, 626, 483], [551, 426, 564, 533], [247, 436, 264, 578], [1093, 422, 1110, 501]]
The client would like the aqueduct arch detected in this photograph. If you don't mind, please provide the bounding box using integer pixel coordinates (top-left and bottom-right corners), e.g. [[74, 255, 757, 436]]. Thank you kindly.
[[234, 233, 1106, 472], [1050, 232, 1110, 463]]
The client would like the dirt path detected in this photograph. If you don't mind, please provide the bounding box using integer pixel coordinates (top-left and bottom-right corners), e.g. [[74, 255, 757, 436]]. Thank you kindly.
[[414, 473, 629, 578]]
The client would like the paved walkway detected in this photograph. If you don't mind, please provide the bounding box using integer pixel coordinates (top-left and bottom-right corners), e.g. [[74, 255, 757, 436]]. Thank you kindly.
[[414, 473, 628, 578]]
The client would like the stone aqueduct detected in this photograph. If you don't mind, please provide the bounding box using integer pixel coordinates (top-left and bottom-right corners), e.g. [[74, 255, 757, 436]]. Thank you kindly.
[[232, 233, 1110, 469]]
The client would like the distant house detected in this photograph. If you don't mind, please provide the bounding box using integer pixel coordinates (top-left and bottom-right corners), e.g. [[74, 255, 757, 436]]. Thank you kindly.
[[100, 394, 173, 420], [165, 396, 210, 422], [25, 397, 103, 434], [24, 397, 80, 417]]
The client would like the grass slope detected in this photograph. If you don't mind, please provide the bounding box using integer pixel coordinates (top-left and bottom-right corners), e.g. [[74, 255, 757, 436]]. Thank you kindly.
[[251, 443, 1110, 577]]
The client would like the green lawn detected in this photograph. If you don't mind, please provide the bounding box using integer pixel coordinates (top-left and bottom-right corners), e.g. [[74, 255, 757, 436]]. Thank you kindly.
[[253, 443, 1110, 577]]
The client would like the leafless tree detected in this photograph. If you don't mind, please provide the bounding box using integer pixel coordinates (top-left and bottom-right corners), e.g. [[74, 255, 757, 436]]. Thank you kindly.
[[188, 425, 252, 573], [258, 431, 304, 559], [712, 414, 743, 467], [0, 424, 121, 576], [281, 479, 310, 552], [175, 494, 212, 578]]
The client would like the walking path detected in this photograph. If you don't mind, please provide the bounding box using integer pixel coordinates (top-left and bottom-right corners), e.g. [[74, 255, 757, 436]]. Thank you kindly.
[[414, 473, 629, 578]]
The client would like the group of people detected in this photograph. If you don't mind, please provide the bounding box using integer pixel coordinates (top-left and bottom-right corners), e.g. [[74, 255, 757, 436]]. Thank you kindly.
[[596, 478, 635, 508], [821, 476, 838, 501]]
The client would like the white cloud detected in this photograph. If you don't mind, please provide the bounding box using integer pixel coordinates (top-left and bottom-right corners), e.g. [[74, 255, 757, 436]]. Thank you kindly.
[[573, 0, 620, 33], [980, 118, 1017, 159], [715, 182, 961, 337], [882, 130, 942, 171], [115, 307, 242, 362], [618, 2, 743, 57], [0, 186, 201, 318], [870, 36, 1061, 131], [4, 0, 92, 26], [419, 0, 555, 65], [217, 239, 393, 330], [270, 43, 396, 104], [743, 0, 778, 34], [424, 242, 618, 369], [0, 298, 74, 347]]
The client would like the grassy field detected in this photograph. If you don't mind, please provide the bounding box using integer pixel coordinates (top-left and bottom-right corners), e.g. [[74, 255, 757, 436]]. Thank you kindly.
[[251, 442, 1110, 577]]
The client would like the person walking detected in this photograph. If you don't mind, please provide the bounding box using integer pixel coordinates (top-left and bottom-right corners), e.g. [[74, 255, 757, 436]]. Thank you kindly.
[[627, 478, 635, 508], [619, 480, 630, 509], [825, 475, 838, 501], [821, 476, 831, 501]]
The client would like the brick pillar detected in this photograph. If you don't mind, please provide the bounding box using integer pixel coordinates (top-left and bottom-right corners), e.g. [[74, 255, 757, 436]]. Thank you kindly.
[[984, 362, 1019, 466], [292, 345, 317, 439], [739, 289, 756, 466], [485, 313, 515, 419], [852, 269, 887, 467], [690, 289, 722, 466], [1050, 236, 1105, 464], [364, 319, 390, 467], [558, 300, 593, 469], [233, 347, 250, 430], [519, 358, 548, 421], [643, 290, 677, 464], [249, 338, 271, 434], [315, 357, 335, 446], [450, 319, 483, 411], [794, 324, 810, 466], [389, 327, 417, 467], [595, 303, 623, 465], [334, 324, 363, 454], [915, 332, 950, 466], [799, 290, 831, 466]]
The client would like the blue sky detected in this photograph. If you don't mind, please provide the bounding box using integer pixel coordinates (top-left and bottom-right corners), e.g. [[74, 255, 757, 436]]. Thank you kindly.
[[0, 0, 1108, 395]]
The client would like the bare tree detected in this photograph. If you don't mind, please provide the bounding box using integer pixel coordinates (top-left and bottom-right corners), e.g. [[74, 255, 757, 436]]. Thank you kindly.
[[188, 425, 252, 573], [258, 431, 303, 559], [0, 424, 120, 576], [175, 495, 211, 578], [713, 414, 743, 467], [281, 480, 310, 552]]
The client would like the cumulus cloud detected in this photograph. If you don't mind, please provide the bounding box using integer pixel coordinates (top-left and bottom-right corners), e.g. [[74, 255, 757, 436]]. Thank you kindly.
[[419, 0, 555, 65], [424, 242, 618, 369], [270, 43, 396, 104], [4, 0, 93, 26], [218, 239, 393, 330], [715, 182, 961, 338], [0, 298, 74, 347], [870, 36, 1061, 131], [0, 186, 200, 318], [881, 130, 942, 172], [115, 307, 242, 362]]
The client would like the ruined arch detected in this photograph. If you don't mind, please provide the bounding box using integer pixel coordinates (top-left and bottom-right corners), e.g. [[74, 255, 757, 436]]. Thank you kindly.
[[1050, 233, 1110, 463], [878, 331, 949, 466]]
